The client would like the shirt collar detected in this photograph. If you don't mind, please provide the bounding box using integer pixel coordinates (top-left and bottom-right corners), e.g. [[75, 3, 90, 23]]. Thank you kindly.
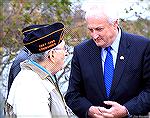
[[111, 27, 121, 52], [29, 60, 56, 81], [101, 27, 121, 52]]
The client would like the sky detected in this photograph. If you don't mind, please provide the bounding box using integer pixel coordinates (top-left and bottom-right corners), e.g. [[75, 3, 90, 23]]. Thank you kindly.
[[72, 0, 150, 20]]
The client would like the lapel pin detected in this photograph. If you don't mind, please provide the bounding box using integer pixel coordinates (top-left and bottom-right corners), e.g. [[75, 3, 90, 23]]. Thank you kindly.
[[120, 56, 124, 60]]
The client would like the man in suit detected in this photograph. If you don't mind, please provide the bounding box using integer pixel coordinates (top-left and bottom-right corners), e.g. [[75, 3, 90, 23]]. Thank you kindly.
[[65, 2, 150, 118]]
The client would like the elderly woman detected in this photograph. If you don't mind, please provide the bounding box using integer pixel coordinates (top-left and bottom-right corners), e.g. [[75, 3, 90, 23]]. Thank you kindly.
[[6, 22, 69, 118]]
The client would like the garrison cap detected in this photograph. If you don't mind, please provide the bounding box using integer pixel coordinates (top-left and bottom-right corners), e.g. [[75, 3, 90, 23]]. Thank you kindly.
[[23, 22, 64, 54], [22, 24, 48, 37]]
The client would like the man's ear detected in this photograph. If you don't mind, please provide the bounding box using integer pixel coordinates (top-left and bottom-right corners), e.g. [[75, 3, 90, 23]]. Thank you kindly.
[[113, 19, 119, 29], [48, 50, 55, 63]]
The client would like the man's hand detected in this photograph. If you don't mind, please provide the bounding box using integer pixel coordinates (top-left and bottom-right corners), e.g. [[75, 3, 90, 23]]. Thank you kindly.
[[98, 101, 128, 118], [88, 106, 104, 118]]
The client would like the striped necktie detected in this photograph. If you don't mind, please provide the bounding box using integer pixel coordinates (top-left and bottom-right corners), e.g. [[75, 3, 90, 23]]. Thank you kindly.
[[104, 46, 114, 98]]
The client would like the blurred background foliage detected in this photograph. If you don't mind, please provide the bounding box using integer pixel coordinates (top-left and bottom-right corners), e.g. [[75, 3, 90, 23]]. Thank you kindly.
[[0, 0, 150, 75]]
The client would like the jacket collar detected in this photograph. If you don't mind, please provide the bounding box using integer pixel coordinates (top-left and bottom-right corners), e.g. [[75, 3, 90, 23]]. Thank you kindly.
[[20, 60, 50, 80]]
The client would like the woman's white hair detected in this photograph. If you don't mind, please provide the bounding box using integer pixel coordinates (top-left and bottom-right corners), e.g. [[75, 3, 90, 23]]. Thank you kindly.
[[84, 1, 120, 24]]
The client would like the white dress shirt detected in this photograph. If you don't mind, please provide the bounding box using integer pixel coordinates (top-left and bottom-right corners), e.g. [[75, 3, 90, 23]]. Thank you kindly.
[[101, 28, 121, 73]]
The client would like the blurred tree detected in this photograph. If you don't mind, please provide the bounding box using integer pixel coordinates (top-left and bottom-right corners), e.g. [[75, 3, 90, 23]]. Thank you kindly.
[[2, 0, 72, 51], [120, 18, 150, 38], [0, 0, 72, 75], [119, 0, 150, 37], [64, 0, 150, 47], [0, 0, 150, 75]]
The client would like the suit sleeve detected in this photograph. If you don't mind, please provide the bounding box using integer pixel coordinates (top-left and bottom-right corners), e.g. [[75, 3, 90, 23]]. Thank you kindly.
[[8, 49, 29, 95], [65, 48, 92, 118], [124, 41, 150, 115], [8, 63, 21, 94]]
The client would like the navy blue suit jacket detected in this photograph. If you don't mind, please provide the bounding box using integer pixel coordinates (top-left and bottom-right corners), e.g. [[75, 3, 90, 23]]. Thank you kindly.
[[8, 48, 29, 94], [65, 31, 150, 118]]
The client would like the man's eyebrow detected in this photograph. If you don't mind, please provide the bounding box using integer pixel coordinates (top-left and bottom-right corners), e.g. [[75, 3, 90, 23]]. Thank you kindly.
[[88, 25, 104, 29], [87, 27, 93, 30]]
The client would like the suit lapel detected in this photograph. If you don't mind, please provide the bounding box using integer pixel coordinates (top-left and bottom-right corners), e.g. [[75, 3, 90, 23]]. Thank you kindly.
[[88, 40, 106, 98], [110, 32, 131, 98]]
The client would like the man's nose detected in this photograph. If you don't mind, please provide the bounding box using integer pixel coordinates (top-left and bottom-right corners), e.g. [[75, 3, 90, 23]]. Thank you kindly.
[[64, 50, 69, 56], [91, 30, 99, 39], [92, 33, 99, 39]]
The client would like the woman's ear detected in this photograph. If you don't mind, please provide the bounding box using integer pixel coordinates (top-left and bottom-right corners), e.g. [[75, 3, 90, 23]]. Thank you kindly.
[[48, 50, 55, 63]]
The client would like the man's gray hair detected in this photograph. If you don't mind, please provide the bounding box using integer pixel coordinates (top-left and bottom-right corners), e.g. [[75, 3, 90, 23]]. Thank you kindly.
[[84, 1, 120, 24], [30, 50, 49, 63]]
